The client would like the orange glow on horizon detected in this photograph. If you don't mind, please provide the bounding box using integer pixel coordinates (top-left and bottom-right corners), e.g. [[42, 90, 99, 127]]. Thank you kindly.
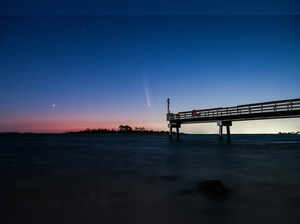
[[0, 118, 167, 133]]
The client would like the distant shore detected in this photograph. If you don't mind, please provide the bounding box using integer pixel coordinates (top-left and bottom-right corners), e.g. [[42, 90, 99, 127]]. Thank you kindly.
[[278, 131, 300, 135], [0, 129, 172, 136], [66, 128, 171, 136], [1, 131, 300, 136]]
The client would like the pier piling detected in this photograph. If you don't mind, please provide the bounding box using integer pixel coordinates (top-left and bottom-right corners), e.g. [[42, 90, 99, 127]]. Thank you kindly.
[[226, 125, 231, 142], [218, 125, 223, 140], [218, 121, 232, 142], [176, 126, 180, 141]]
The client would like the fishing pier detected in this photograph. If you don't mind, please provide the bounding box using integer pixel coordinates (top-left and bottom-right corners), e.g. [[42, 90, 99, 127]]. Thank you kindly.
[[167, 98, 300, 142]]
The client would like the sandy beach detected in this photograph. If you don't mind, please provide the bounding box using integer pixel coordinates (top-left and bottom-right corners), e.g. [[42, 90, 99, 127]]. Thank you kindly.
[[10, 174, 300, 224]]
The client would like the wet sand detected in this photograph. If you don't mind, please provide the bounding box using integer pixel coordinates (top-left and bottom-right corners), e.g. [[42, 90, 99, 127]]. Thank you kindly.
[[9, 175, 300, 224]]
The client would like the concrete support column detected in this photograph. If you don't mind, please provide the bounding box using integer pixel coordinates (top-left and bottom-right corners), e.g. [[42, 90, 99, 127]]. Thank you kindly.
[[218, 125, 223, 140], [169, 122, 181, 141], [217, 120, 232, 142], [169, 125, 173, 139], [176, 126, 180, 141], [226, 125, 231, 142]]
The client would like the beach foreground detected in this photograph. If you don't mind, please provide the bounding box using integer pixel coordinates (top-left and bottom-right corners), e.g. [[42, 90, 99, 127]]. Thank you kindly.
[[9, 174, 300, 224], [3, 134, 300, 223]]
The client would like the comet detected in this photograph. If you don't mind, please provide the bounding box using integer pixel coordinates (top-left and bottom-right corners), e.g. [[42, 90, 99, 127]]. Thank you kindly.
[[143, 73, 151, 107]]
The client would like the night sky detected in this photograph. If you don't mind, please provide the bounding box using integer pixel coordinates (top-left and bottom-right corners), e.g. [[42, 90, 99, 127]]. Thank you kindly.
[[1, 1, 300, 133]]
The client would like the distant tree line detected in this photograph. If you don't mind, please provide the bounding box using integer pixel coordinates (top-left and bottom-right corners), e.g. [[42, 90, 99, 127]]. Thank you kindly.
[[278, 131, 300, 135], [66, 125, 169, 135]]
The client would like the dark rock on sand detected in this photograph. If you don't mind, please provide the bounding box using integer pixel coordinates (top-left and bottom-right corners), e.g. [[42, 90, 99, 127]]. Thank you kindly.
[[196, 180, 228, 200], [177, 180, 231, 200]]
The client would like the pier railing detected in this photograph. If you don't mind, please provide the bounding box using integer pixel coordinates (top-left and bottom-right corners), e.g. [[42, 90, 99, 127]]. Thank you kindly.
[[168, 98, 300, 122]]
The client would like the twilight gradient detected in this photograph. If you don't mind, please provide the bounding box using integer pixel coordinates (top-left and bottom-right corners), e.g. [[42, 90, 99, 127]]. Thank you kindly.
[[0, 14, 300, 133]]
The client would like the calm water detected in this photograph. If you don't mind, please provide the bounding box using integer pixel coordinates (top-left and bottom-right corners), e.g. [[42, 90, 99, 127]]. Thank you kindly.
[[3, 134, 300, 181], [4, 134, 300, 223]]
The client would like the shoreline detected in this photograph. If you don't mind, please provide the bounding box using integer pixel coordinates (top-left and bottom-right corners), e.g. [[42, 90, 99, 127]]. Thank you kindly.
[[1, 132, 299, 135]]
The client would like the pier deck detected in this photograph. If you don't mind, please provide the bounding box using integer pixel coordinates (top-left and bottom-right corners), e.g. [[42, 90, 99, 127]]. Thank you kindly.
[[167, 98, 300, 141]]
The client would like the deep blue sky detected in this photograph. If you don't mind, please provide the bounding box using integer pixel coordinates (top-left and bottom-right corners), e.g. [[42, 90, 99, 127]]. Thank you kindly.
[[0, 1, 300, 132], [1, 0, 300, 15]]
